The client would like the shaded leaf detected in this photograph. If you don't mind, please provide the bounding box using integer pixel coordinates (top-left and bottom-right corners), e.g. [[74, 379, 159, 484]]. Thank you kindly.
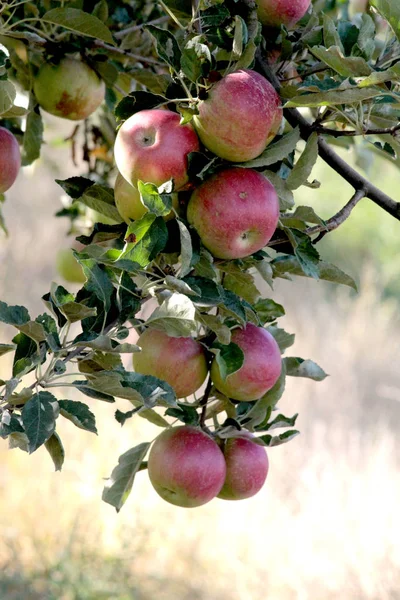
[[45, 432, 65, 471]]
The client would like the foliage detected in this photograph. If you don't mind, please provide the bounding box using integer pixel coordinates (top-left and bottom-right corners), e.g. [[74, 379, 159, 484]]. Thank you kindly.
[[0, 0, 398, 509]]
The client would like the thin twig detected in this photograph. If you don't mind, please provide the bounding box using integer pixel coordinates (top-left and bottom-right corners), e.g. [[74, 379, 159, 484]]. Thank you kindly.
[[114, 16, 169, 39], [311, 122, 400, 138], [93, 40, 164, 66], [307, 188, 366, 243], [255, 51, 400, 222], [199, 377, 213, 427]]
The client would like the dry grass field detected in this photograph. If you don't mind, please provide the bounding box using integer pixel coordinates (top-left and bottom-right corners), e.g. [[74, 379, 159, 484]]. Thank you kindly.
[[0, 123, 399, 599]]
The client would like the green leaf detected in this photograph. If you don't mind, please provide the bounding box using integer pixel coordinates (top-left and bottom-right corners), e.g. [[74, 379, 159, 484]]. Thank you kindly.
[[177, 220, 193, 278], [22, 99, 43, 166], [267, 326, 294, 353], [165, 404, 199, 425], [0, 344, 16, 357], [87, 370, 176, 406], [21, 392, 57, 453], [59, 399, 97, 434], [285, 229, 320, 279], [93, 0, 109, 22], [197, 313, 231, 344], [219, 290, 247, 324], [281, 205, 326, 228], [214, 342, 244, 381], [262, 171, 294, 210], [115, 91, 166, 121], [243, 365, 286, 425], [323, 14, 344, 53], [43, 8, 115, 44], [58, 302, 97, 323], [146, 293, 197, 336], [239, 128, 300, 168], [220, 265, 260, 305], [181, 35, 212, 82], [0, 80, 16, 115], [119, 214, 168, 268], [137, 180, 171, 217], [285, 87, 383, 108], [102, 442, 151, 511], [254, 298, 285, 324], [254, 429, 300, 447], [261, 412, 298, 431], [45, 432, 65, 471], [310, 45, 372, 77], [56, 176, 94, 199], [271, 255, 357, 290], [78, 259, 114, 313], [146, 25, 181, 71], [287, 133, 319, 190], [370, 0, 400, 41], [284, 357, 328, 381], [0, 301, 30, 325], [79, 184, 122, 223], [17, 321, 47, 342]]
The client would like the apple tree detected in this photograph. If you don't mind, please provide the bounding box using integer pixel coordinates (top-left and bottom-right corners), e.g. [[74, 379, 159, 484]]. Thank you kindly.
[[0, 0, 399, 509]]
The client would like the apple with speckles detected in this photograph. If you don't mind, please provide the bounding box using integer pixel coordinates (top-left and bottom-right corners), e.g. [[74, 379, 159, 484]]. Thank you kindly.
[[193, 69, 282, 162], [133, 328, 208, 399], [218, 435, 269, 500], [187, 167, 279, 260], [34, 57, 105, 121], [0, 127, 21, 194], [114, 109, 200, 190], [148, 426, 226, 507], [257, 0, 311, 28], [211, 323, 282, 401]]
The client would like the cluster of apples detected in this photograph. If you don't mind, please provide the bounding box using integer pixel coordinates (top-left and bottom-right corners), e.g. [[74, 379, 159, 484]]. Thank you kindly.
[[113, 68, 286, 506]]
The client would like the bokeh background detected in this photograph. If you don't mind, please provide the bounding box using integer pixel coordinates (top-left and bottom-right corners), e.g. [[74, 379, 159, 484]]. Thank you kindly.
[[1, 54, 400, 600]]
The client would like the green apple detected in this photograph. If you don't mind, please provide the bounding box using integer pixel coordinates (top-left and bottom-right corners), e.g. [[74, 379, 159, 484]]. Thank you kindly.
[[114, 172, 179, 222], [56, 248, 86, 284], [34, 57, 105, 121]]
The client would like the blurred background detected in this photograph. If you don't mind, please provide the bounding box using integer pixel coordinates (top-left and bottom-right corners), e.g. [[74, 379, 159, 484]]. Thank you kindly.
[[1, 78, 400, 600]]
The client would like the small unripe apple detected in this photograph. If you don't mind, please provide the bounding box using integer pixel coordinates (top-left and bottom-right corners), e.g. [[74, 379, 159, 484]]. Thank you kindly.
[[211, 323, 282, 401], [56, 248, 86, 284], [114, 109, 200, 190], [133, 328, 208, 399], [148, 426, 226, 507], [257, 0, 311, 28], [0, 127, 21, 194], [34, 57, 105, 120], [114, 172, 178, 222], [187, 167, 279, 259], [218, 435, 269, 500], [193, 69, 282, 162]]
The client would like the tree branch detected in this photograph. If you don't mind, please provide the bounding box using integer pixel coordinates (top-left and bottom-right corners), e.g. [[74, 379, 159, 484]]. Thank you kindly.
[[311, 122, 400, 138], [256, 52, 400, 222], [114, 16, 169, 39], [93, 40, 164, 66], [199, 376, 213, 427], [307, 188, 366, 243]]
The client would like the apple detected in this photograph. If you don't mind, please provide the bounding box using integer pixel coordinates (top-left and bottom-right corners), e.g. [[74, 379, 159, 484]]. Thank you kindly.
[[211, 323, 282, 401], [114, 109, 200, 190], [34, 57, 105, 120], [114, 172, 179, 222], [0, 127, 21, 194], [148, 426, 226, 507], [56, 248, 86, 284], [257, 0, 311, 28], [133, 328, 208, 399], [193, 69, 282, 162], [186, 167, 279, 259], [218, 435, 269, 500]]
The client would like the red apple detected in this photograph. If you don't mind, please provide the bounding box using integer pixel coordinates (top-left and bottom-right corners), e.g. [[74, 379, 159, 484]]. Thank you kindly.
[[148, 426, 226, 507], [0, 127, 21, 194], [34, 57, 105, 120], [257, 0, 311, 28], [211, 323, 282, 401], [218, 435, 269, 500], [114, 109, 200, 190], [132, 328, 208, 399], [186, 167, 279, 259], [114, 172, 178, 222], [193, 69, 282, 162]]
